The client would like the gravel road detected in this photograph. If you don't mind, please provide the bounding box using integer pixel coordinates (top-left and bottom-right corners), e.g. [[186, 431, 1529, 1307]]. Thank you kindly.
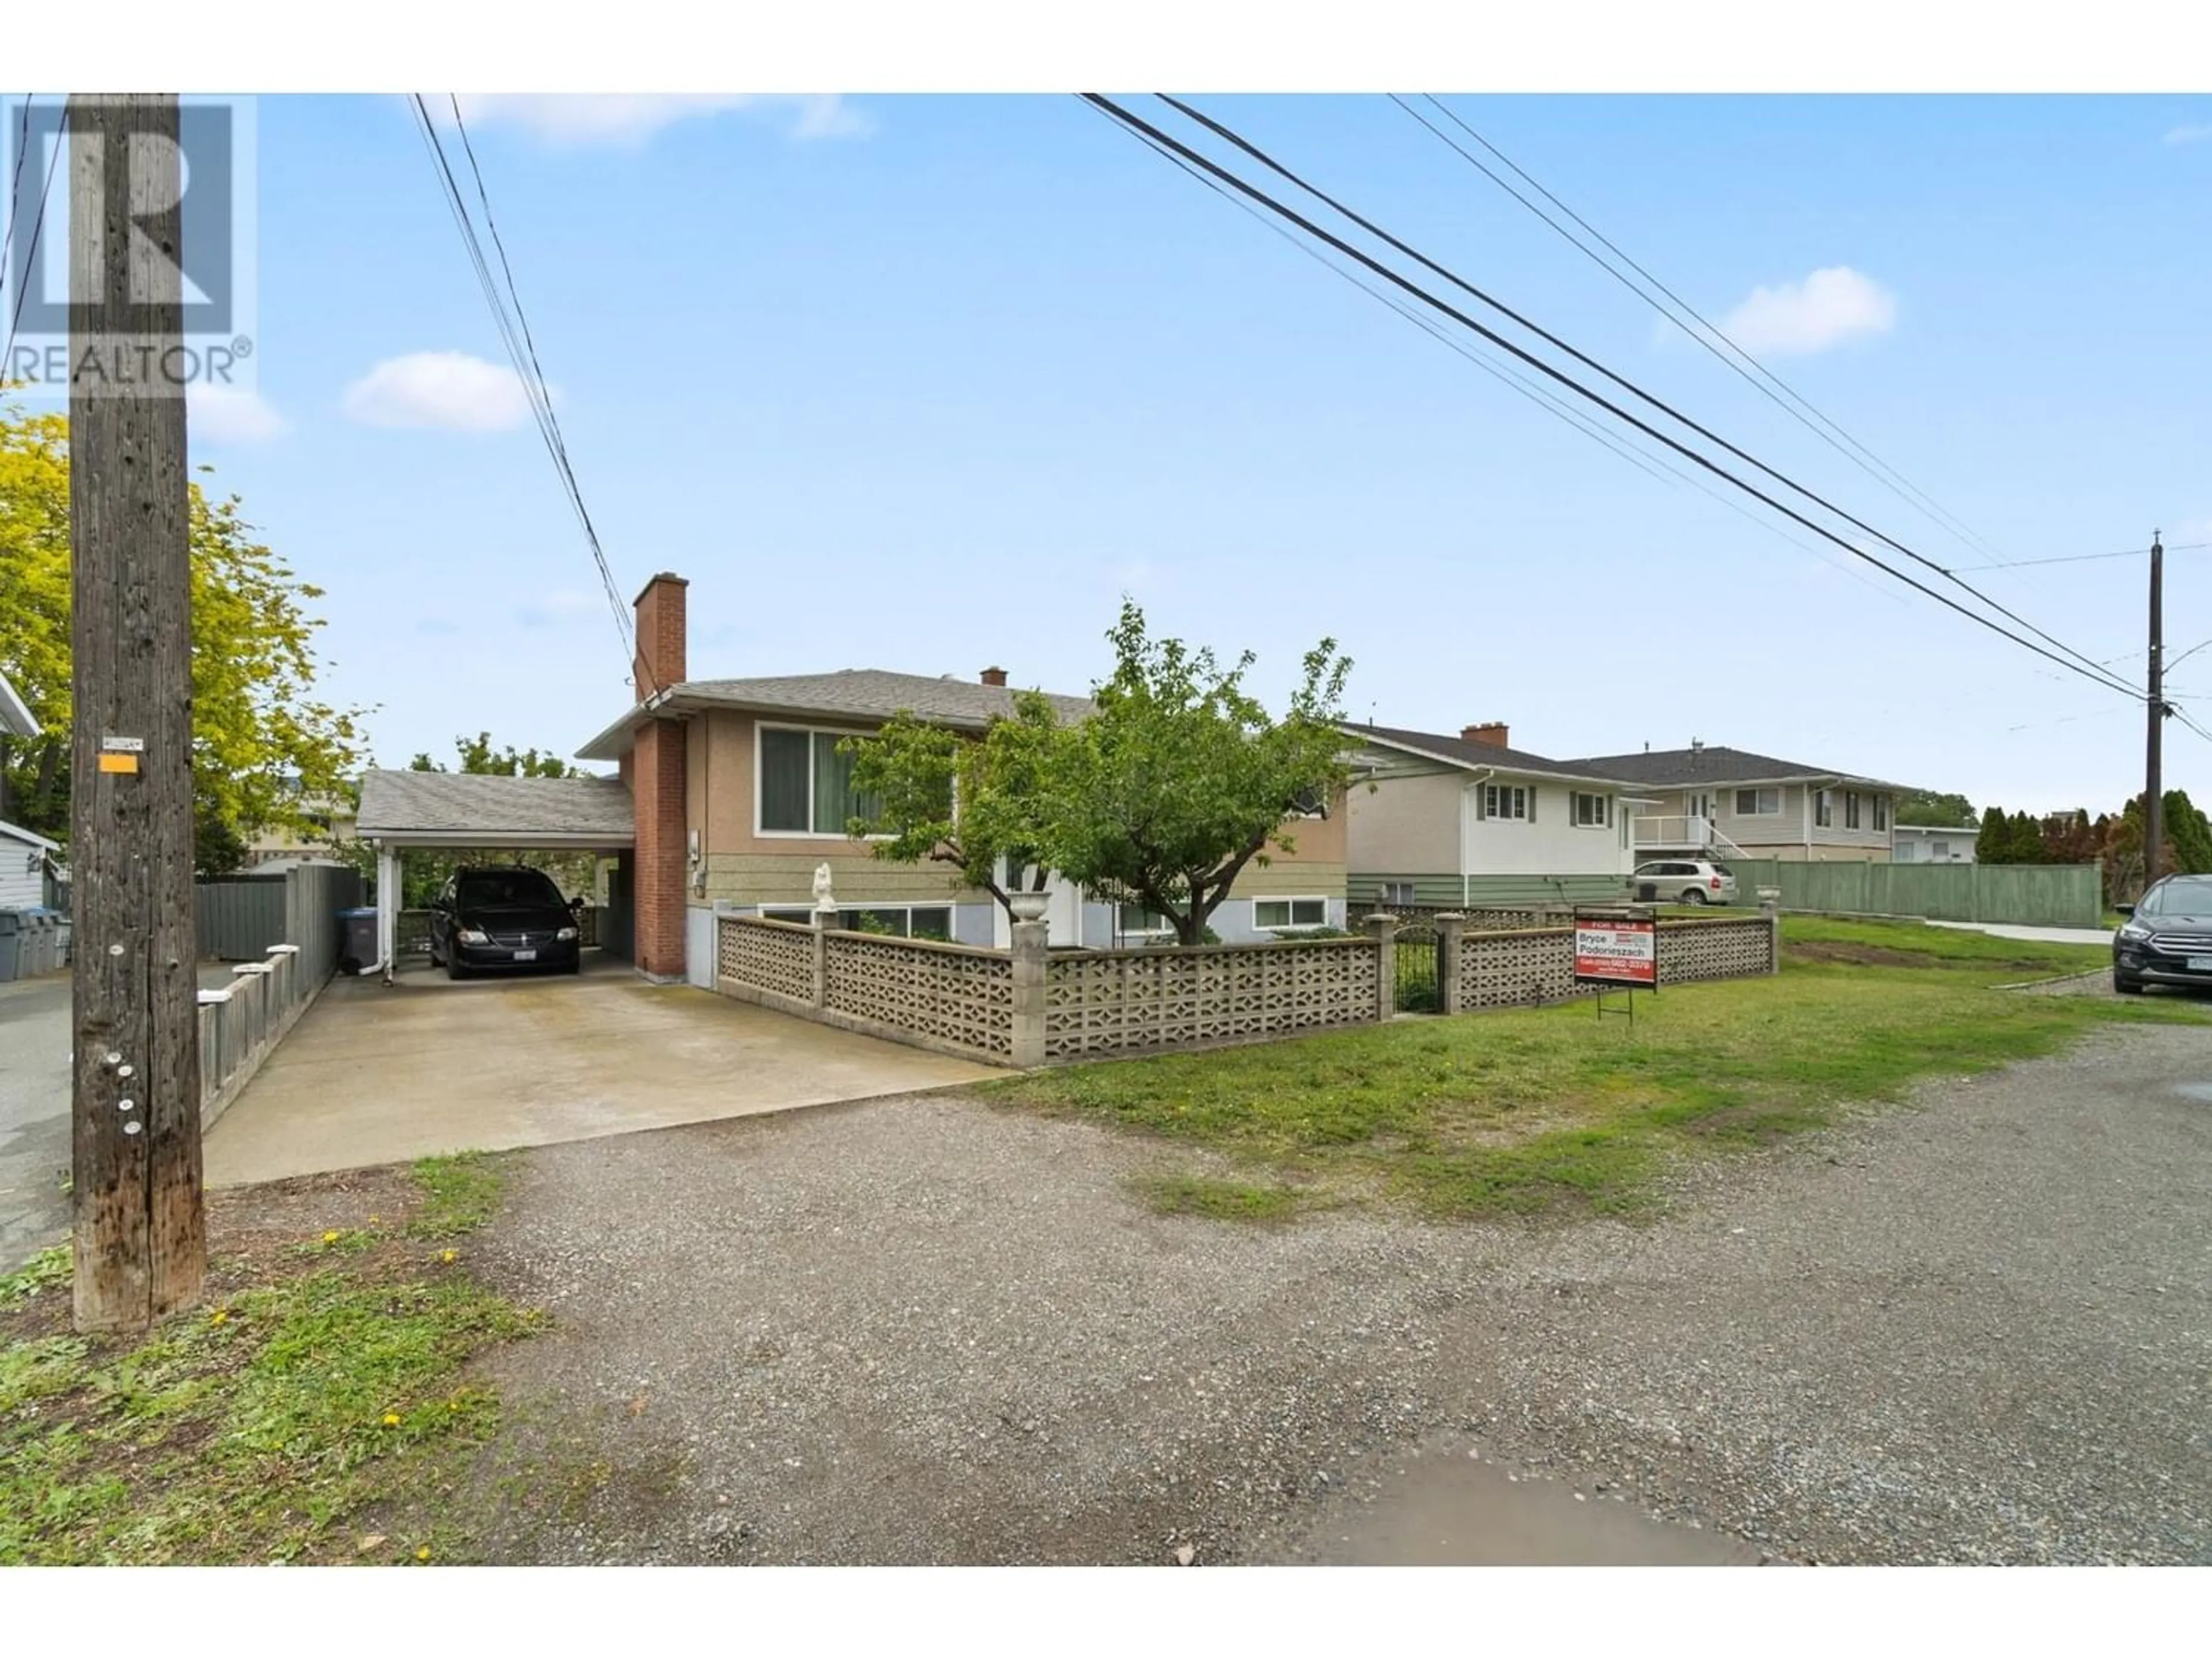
[[464, 1021, 2212, 1565]]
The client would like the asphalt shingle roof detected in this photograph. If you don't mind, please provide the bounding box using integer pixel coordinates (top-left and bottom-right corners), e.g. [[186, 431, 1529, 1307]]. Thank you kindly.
[[675, 671, 1096, 729], [1562, 745, 1892, 787], [1345, 724, 1626, 783], [355, 770, 634, 842]]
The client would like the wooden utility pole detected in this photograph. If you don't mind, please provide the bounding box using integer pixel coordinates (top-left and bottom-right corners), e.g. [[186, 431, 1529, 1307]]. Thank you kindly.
[[68, 93, 204, 1330], [2145, 531, 2165, 896]]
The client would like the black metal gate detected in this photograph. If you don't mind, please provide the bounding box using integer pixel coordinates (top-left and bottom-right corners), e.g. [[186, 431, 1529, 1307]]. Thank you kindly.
[[1393, 921, 1441, 1012]]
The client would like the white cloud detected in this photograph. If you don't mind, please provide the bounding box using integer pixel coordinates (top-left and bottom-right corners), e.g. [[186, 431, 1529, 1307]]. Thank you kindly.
[[2165, 124, 2212, 145], [1718, 266, 1897, 357], [453, 94, 870, 148], [188, 386, 285, 444], [341, 351, 541, 432]]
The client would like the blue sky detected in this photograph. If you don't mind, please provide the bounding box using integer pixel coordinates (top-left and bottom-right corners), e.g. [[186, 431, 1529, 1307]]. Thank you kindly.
[[13, 92, 2212, 813]]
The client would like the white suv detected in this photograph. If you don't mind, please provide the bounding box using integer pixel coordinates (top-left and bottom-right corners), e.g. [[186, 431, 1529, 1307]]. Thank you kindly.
[[1631, 859, 1740, 906]]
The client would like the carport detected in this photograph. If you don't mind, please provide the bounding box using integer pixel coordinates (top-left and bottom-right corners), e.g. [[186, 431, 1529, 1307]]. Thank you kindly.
[[353, 770, 636, 983]]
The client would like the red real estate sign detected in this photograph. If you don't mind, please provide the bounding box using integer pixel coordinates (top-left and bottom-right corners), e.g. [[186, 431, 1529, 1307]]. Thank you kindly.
[[1573, 916, 1658, 988]]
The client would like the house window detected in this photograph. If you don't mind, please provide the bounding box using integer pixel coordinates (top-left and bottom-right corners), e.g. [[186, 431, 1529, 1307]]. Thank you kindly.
[[759, 904, 952, 940], [759, 726, 882, 836], [1571, 791, 1611, 828], [1253, 897, 1328, 930], [1380, 881, 1416, 907], [1814, 789, 1834, 828], [1483, 783, 1529, 821], [1288, 785, 1328, 819], [1734, 787, 1782, 817], [1845, 791, 1862, 830], [1116, 903, 1175, 935], [1874, 794, 1889, 832]]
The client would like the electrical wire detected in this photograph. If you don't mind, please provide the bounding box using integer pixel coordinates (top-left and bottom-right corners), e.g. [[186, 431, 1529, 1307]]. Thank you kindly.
[[1397, 94, 2010, 568], [2, 96, 62, 382], [1135, 94, 2145, 700], [0, 95, 35, 312], [1093, 103, 1907, 607], [1086, 94, 2147, 702], [1949, 541, 2209, 574], [407, 94, 647, 693]]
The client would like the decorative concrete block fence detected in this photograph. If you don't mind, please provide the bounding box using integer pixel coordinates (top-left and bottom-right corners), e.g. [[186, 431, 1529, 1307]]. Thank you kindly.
[[714, 903, 1781, 1067]]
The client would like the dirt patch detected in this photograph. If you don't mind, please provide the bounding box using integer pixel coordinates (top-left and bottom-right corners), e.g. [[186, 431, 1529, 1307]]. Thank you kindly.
[[1788, 941, 1944, 968]]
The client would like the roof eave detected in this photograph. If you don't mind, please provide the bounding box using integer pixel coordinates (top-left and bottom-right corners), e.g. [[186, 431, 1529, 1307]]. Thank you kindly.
[[359, 830, 632, 849], [1344, 727, 1638, 791]]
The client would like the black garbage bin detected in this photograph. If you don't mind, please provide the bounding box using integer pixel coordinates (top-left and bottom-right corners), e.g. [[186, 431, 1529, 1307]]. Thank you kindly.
[[338, 907, 379, 975], [1635, 882, 1657, 902]]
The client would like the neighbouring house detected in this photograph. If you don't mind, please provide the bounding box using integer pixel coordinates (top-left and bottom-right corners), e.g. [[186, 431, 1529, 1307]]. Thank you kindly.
[[1, 667, 40, 827], [1892, 823, 1978, 864], [1565, 740, 1907, 865], [574, 574, 1350, 984], [241, 778, 358, 869], [1340, 721, 1644, 910], [0, 819, 59, 910]]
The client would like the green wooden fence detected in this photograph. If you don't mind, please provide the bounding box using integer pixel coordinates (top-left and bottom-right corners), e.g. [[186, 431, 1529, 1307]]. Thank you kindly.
[[1721, 859, 2103, 929]]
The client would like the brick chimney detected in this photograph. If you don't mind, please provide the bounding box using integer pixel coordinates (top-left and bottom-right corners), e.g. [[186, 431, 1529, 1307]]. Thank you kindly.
[[627, 573, 690, 982], [980, 666, 1008, 688], [632, 573, 689, 702], [1461, 721, 1510, 749]]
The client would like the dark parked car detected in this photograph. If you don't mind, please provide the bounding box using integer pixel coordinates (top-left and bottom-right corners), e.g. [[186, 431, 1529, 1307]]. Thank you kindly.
[[428, 866, 583, 979], [2112, 873, 2212, 994]]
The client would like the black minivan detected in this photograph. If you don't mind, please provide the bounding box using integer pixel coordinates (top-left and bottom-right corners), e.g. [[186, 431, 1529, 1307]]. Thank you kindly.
[[428, 866, 583, 979]]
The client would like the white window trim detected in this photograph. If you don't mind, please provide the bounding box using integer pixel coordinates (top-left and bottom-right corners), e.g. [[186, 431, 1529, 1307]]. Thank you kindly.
[[1252, 895, 1331, 930], [1482, 782, 1532, 823], [754, 720, 892, 840], [758, 902, 955, 938], [1570, 791, 1613, 830], [1734, 787, 1785, 818], [1815, 787, 1835, 830], [1114, 903, 1177, 937]]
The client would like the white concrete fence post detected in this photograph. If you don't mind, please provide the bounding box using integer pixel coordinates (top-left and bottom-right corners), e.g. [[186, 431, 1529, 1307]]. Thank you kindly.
[[1008, 917, 1048, 1068], [1434, 912, 1465, 1016], [1758, 888, 1782, 975], [1363, 911, 1399, 1022]]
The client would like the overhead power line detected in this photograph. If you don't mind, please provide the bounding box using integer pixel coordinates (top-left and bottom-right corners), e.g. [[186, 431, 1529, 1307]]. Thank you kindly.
[[1135, 94, 2143, 702], [1085, 94, 2145, 702], [1089, 103, 1907, 608], [407, 94, 647, 693], [2, 96, 63, 380], [1395, 94, 2010, 568], [1948, 541, 2210, 574]]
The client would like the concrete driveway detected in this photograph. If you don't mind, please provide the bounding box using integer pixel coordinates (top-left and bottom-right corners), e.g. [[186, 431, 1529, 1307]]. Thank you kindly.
[[0, 972, 73, 1271], [202, 956, 999, 1188]]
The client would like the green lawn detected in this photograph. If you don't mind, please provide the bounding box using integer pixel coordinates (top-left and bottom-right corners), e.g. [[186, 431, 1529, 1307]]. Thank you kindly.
[[0, 1154, 539, 1566], [989, 915, 2184, 1222]]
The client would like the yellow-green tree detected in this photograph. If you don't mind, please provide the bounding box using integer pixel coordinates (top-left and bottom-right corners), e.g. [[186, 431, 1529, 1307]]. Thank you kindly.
[[0, 401, 368, 871]]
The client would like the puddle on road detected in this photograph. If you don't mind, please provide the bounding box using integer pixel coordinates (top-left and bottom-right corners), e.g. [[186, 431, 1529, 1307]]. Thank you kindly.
[[1281, 1453, 1760, 1567]]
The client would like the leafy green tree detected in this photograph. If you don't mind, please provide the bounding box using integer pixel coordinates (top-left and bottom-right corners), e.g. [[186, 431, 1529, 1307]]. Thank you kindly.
[[1975, 805, 2012, 863], [1034, 603, 1353, 946], [1894, 789, 1977, 827], [410, 732, 584, 780], [844, 603, 1354, 946], [0, 402, 368, 872], [844, 693, 1064, 918]]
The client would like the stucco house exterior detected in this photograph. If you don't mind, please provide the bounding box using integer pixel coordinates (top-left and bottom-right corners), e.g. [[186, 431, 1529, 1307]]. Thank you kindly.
[[1567, 741, 1906, 865], [1892, 823, 1978, 864], [577, 574, 1349, 984], [1341, 721, 1644, 910]]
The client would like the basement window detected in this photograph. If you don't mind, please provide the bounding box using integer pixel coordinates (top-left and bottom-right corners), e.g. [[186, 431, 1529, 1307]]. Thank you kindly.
[[1253, 897, 1328, 930]]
